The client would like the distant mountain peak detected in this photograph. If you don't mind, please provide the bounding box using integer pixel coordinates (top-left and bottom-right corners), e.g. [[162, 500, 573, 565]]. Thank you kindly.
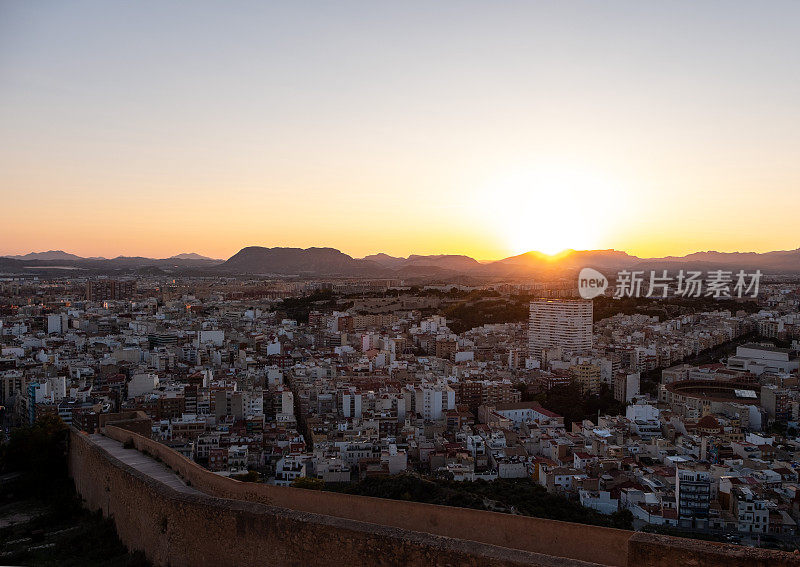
[[219, 246, 386, 275], [168, 252, 218, 261], [4, 250, 86, 261], [363, 253, 482, 272]]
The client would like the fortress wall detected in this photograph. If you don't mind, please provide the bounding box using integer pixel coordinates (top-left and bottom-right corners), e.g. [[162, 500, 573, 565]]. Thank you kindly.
[[104, 425, 631, 566], [68, 429, 602, 567], [626, 532, 800, 567], [100, 426, 800, 567]]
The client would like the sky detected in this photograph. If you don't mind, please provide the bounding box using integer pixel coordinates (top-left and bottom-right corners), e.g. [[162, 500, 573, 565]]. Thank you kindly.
[[1, 1, 798, 261]]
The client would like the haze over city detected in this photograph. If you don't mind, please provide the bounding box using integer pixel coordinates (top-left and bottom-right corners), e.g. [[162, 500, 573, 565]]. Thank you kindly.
[[2, 1, 798, 260]]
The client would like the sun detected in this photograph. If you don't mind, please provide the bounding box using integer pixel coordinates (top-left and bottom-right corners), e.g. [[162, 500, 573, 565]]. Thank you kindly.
[[475, 165, 622, 256]]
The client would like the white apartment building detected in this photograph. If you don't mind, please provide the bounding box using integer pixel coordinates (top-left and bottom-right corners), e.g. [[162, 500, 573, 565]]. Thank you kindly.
[[733, 487, 770, 534], [341, 391, 363, 418], [409, 383, 455, 421], [528, 299, 592, 361]]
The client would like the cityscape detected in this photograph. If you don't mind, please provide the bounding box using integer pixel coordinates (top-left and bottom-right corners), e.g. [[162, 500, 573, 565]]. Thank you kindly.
[[2, 2, 800, 567], [1, 252, 800, 564]]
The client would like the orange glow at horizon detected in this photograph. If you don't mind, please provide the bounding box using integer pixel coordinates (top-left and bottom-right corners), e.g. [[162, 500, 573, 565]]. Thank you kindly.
[[1, 4, 798, 261], [0, 155, 797, 262]]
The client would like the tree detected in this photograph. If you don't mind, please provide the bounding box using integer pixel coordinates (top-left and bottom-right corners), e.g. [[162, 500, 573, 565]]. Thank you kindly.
[[291, 476, 324, 490], [231, 470, 260, 483], [0, 414, 70, 500]]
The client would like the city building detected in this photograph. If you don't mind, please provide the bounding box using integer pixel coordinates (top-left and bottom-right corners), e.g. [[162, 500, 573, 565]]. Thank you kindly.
[[528, 299, 592, 361]]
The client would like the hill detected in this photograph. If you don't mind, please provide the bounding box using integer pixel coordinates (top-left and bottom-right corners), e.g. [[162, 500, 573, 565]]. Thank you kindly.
[[3, 250, 87, 261], [219, 247, 387, 276], [168, 252, 220, 261]]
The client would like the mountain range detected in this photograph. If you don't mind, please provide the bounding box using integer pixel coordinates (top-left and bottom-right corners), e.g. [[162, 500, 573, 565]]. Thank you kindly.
[[168, 246, 800, 277], [5, 250, 98, 261], [1, 246, 799, 278], [2, 250, 220, 262], [0, 251, 223, 275]]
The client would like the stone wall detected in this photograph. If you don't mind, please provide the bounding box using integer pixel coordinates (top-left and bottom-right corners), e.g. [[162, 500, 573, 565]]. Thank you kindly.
[[103, 425, 631, 566], [627, 532, 800, 567], [86, 426, 800, 567], [98, 411, 152, 436], [68, 429, 601, 567]]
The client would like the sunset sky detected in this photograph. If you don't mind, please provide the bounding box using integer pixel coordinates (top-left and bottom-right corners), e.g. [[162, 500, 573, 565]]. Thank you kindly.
[[1, 1, 798, 260]]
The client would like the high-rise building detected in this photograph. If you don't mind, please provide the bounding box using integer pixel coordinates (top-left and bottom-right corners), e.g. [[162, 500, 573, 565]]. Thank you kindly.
[[528, 299, 592, 361], [86, 279, 135, 301], [613, 372, 641, 403], [676, 468, 711, 528]]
